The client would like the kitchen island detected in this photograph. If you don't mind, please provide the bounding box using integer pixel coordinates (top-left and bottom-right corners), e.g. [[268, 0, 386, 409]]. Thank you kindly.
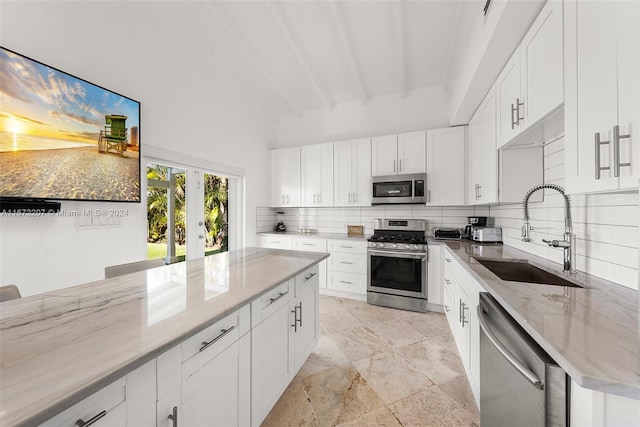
[[0, 248, 328, 426]]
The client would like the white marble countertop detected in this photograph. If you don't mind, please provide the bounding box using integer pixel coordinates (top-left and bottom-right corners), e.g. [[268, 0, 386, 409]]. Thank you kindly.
[[0, 248, 329, 427], [258, 231, 370, 241], [444, 240, 639, 400]]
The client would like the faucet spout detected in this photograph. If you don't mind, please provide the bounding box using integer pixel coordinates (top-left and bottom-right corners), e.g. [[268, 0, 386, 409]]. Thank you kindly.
[[522, 184, 576, 274]]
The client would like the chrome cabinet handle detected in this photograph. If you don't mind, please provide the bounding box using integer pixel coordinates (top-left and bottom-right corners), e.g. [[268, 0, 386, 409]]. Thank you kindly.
[[393, 159, 397, 173], [348, 192, 351, 203], [459, 299, 463, 323], [399, 158, 402, 172], [445, 279, 451, 285], [444, 305, 450, 313], [339, 261, 353, 265], [445, 257, 452, 263], [477, 305, 544, 390], [339, 280, 353, 285], [613, 125, 631, 177], [75, 411, 107, 427], [269, 291, 288, 304], [353, 192, 356, 203], [511, 102, 517, 129], [168, 406, 178, 427], [291, 303, 302, 331], [516, 97, 524, 125], [595, 132, 610, 179], [461, 302, 468, 326], [477, 184, 482, 199], [427, 189, 431, 203], [200, 325, 236, 352], [340, 245, 353, 249], [298, 302, 303, 327], [304, 272, 317, 281], [303, 243, 314, 246], [286, 195, 290, 204], [281, 195, 285, 204]]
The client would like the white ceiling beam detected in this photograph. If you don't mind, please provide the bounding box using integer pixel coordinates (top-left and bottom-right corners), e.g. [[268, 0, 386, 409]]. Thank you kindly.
[[328, 0, 369, 105], [266, 1, 335, 110], [203, 2, 301, 114], [392, 0, 406, 98]]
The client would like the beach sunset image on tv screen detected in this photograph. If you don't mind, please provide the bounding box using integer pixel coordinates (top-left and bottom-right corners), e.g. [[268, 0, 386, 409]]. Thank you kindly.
[[0, 47, 140, 202]]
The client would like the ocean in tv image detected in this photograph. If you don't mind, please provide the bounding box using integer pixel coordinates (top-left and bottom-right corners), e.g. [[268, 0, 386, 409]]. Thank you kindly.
[[0, 47, 140, 202]]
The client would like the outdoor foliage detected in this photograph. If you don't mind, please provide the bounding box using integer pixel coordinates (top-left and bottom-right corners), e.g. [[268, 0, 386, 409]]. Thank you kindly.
[[147, 166, 228, 252]]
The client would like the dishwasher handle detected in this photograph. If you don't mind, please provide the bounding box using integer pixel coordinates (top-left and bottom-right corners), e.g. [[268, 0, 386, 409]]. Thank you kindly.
[[477, 305, 544, 390]]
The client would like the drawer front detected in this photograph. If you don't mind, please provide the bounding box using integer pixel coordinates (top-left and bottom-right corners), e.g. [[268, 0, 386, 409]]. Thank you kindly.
[[181, 309, 245, 381], [42, 378, 126, 427], [292, 238, 327, 253], [327, 239, 367, 254], [443, 251, 469, 294], [327, 271, 366, 295], [251, 279, 292, 327], [328, 252, 366, 274], [258, 235, 292, 250]]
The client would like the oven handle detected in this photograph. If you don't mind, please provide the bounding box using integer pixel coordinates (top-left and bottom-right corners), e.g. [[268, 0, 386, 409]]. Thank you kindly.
[[477, 305, 544, 390], [368, 249, 427, 259]]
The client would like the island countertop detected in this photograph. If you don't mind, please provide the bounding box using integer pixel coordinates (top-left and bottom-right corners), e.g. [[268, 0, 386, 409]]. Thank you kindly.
[[0, 247, 329, 427], [443, 240, 640, 400]]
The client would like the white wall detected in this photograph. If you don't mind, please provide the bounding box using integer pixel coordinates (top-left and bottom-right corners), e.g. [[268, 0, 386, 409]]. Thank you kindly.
[[0, 1, 274, 296], [275, 85, 449, 148]]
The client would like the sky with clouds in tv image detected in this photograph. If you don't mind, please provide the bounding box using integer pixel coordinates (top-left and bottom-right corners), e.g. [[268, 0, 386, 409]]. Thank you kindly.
[[0, 47, 140, 202]]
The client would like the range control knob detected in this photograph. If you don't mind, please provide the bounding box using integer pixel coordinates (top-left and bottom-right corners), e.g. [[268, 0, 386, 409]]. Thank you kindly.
[[377, 243, 384, 249], [404, 244, 411, 250], [392, 243, 398, 249]]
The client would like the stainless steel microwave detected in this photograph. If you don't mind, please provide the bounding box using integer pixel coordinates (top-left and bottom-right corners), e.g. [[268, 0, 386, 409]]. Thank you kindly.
[[371, 173, 426, 205]]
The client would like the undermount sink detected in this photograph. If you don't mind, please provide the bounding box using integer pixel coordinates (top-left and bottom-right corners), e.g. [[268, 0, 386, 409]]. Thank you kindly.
[[473, 258, 582, 288]]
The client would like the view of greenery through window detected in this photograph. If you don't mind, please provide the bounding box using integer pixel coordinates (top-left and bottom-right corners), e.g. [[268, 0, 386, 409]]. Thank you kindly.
[[147, 165, 228, 261]]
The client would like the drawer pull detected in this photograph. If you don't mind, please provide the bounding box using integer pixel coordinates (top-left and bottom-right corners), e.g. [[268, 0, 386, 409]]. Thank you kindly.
[[445, 279, 451, 285], [339, 245, 353, 249], [200, 325, 236, 352], [304, 272, 317, 281], [76, 411, 107, 427], [444, 305, 450, 312], [269, 291, 288, 304], [168, 406, 178, 427], [303, 243, 314, 246], [339, 261, 353, 265], [445, 258, 452, 263], [339, 280, 353, 285]]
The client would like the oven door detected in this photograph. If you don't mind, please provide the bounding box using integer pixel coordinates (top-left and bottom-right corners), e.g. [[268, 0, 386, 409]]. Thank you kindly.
[[367, 249, 428, 299]]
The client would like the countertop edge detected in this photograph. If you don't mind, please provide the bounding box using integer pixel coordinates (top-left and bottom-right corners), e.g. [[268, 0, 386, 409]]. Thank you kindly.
[[443, 242, 640, 401], [12, 251, 329, 427]]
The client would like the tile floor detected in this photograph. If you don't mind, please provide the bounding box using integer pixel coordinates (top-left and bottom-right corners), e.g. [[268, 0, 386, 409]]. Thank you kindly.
[[262, 295, 480, 427]]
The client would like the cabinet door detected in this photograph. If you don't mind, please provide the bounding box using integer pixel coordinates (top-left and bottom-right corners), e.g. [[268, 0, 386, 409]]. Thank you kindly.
[[371, 134, 398, 176], [288, 147, 301, 206], [479, 86, 498, 204], [425, 127, 466, 205], [333, 140, 353, 206], [426, 245, 442, 305], [467, 279, 483, 403], [466, 108, 482, 205], [251, 302, 294, 425], [301, 144, 322, 207], [398, 131, 426, 174], [157, 386, 181, 427], [181, 335, 250, 427], [496, 51, 522, 149], [352, 138, 372, 206], [271, 149, 288, 207], [520, 0, 563, 127], [293, 274, 319, 372]]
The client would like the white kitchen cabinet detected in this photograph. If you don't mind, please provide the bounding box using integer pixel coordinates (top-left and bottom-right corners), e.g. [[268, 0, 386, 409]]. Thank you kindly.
[[425, 127, 466, 205], [334, 138, 372, 206], [467, 278, 484, 403], [564, 0, 640, 193], [371, 131, 426, 176], [326, 240, 367, 296], [468, 86, 498, 205], [427, 244, 443, 306], [257, 234, 292, 250], [271, 147, 301, 207], [291, 237, 327, 289], [301, 142, 333, 207], [251, 266, 319, 426], [496, 0, 563, 149], [570, 379, 640, 426]]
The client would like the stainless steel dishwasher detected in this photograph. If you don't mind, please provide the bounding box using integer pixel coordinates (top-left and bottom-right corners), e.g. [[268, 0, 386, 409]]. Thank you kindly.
[[477, 293, 568, 426]]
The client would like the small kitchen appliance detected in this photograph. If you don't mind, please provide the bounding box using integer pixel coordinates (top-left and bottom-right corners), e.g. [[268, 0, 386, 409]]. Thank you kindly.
[[434, 228, 462, 240], [472, 227, 503, 243], [371, 173, 426, 205], [464, 216, 488, 238], [273, 211, 286, 232]]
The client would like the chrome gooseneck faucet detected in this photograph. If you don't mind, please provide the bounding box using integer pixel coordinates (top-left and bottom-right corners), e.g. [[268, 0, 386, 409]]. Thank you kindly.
[[522, 184, 576, 274]]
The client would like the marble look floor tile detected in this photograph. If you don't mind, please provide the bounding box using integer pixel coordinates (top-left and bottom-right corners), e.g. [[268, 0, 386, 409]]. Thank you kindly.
[[335, 407, 403, 427], [438, 374, 480, 417], [407, 312, 452, 339], [397, 340, 465, 385], [297, 335, 350, 378], [358, 319, 427, 349], [302, 364, 384, 427], [261, 376, 319, 427], [353, 351, 434, 404], [319, 310, 362, 335], [388, 386, 480, 427], [349, 304, 402, 325], [330, 297, 369, 311], [331, 327, 391, 362], [319, 325, 329, 337], [319, 296, 345, 314]]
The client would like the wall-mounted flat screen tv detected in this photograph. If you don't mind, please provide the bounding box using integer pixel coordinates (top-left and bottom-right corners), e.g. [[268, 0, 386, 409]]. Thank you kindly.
[[0, 46, 141, 203]]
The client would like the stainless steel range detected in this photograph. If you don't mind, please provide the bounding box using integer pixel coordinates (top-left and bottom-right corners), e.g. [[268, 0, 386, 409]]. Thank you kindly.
[[367, 218, 429, 312]]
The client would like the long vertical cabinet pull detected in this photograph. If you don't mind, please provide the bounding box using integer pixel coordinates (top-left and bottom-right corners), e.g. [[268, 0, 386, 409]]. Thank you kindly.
[[297, 302, 303, 327], [291, 305, 298, 332], [595, 132, 611, 179], [393, 160, 397, 173], [613, 125, 631, 177], [168, 406, 178, 427]]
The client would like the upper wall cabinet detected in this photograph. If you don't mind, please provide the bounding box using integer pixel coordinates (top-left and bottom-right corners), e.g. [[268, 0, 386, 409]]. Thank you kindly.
[[301, 142, 333, 207], [564, 0, 640, 194], [334, 138, 372, 206], [426, 127, 466, 205], [467, 85, 498, 205], [271, 147, 301, 207], [371, 131, 426, 176], [496, 0, 563, 149]]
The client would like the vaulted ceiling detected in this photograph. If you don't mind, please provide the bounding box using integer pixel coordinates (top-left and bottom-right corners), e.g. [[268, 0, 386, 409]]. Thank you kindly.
[[155, 0, 468, 118]]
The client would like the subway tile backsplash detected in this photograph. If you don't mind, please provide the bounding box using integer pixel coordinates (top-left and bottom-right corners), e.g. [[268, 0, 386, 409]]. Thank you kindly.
[[257, 137, 639, 290]]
